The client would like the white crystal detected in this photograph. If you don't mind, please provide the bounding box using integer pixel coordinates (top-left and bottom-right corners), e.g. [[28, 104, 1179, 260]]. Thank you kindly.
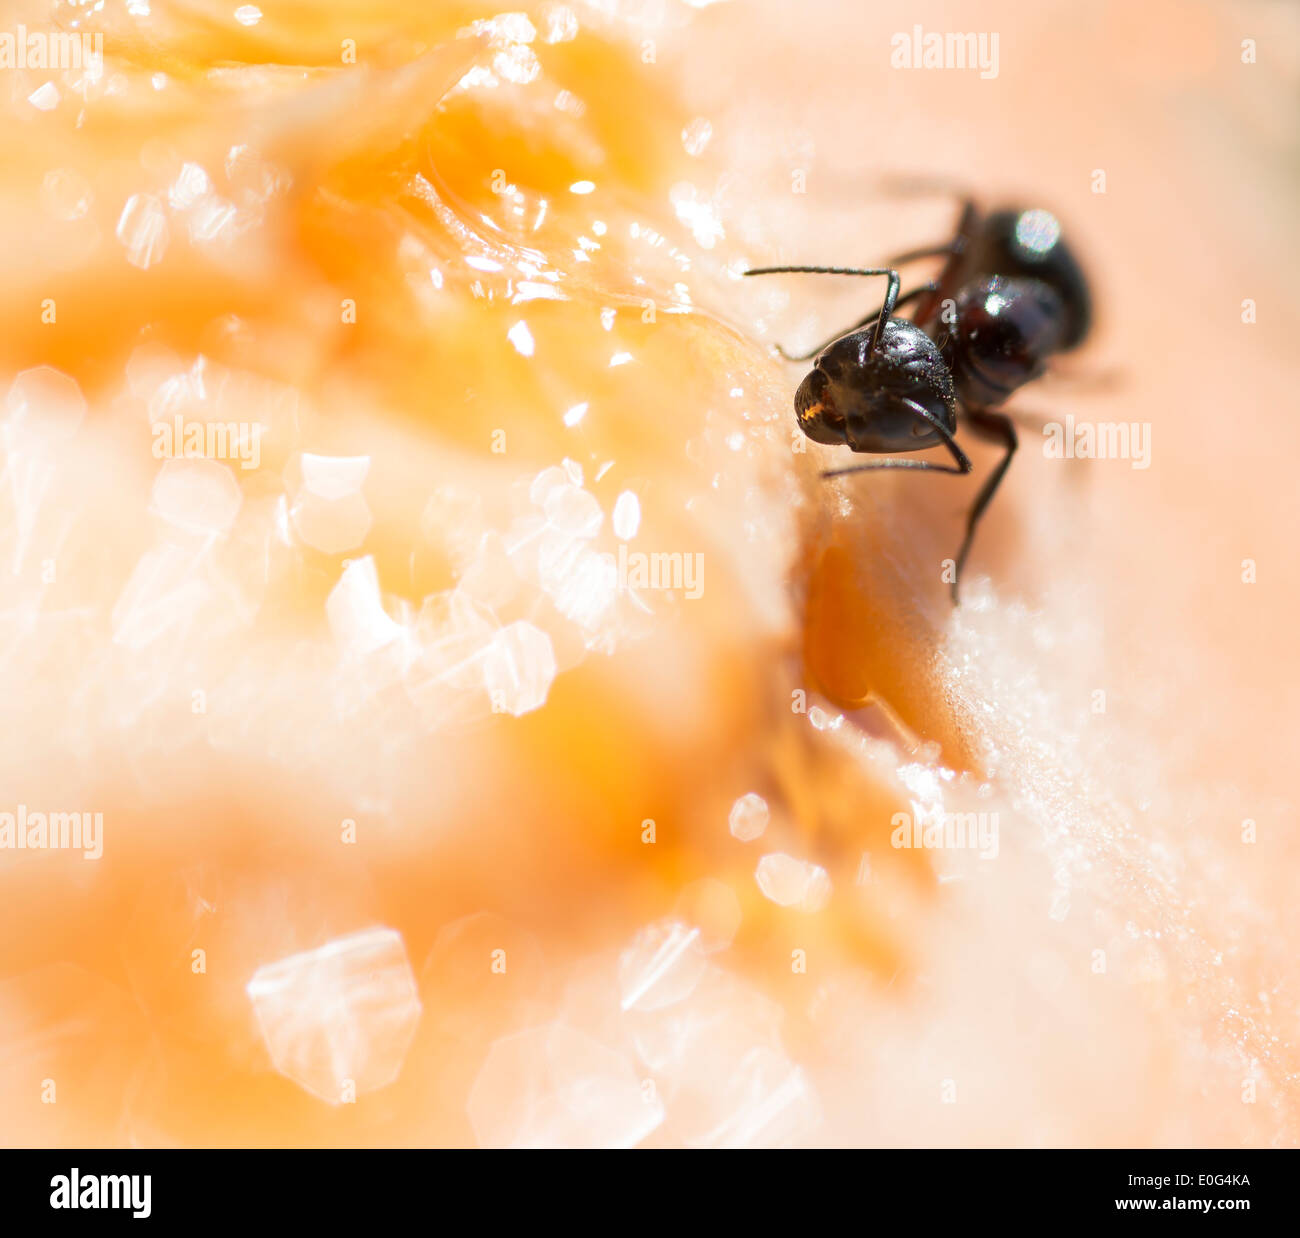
[[507, 320, 535, 357], [245, 927, 421, 1105], [528, 465, 571, 509], [612, 490, 641, 540], [681, 117, 713, 156], [547, 546, 618, 634], [468, 1022, 663, 1148], [543, 483, 602, 538], [669, 182, 724, 250], [414, 587, 497, 653], [544, 5, 578, 43], [536, 524, 585, 585], [111, 544, 211, 649], [117, 193, 169, 269], [168, 162, 212, 210], [618, 921, 706, 1012], [28, 82, 60, 111], [405, 590, 498, 729], [755, 853, 831, 912], [326, 556, 404, 657], [471, 11, 537, 44], [421, 487, 486, 567], [728, 792, 769, 842], [624, 965, 816, 1147], [126, 343, 182, 400], [187, 198, 240, 245], [291, 493, 371, 554], [457, 531, 523, 611], [288, 453, 373, 553], [628, 967, 783, 1079], [298, 455, 369, 502], [482, 620, 556, 715], [42, 168, 93, 221], [4, 366, 86, 451], [694, 1048, 819, 1148], [145, 367, 203, 425], [150, 459, 243, 537]]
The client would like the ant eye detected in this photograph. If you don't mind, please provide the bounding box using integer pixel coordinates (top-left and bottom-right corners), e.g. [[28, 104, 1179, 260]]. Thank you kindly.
[[793, 368, 844, 445]]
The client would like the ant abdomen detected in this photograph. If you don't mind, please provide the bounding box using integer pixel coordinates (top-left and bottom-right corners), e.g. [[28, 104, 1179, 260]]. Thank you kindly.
[[941, 275, 1065, 409], [962, 208, 1092, 350]]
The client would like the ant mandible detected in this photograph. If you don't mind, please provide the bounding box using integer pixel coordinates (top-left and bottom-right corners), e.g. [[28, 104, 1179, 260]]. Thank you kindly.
[[745, 198, 1093, 603]]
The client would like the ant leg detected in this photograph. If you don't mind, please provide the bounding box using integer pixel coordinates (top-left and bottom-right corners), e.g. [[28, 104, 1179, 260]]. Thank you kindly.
[[773, 281, 940, 362], [948, 198, 979, 249], [952, 410, 1018, 604], [997, 406, 1057, 429], [1000, 406, 1090, 484], [775, 338, 837, 363], [878, 241, 957, 266], [821, 399, 971, 480], [998, 405, 1087, 449], [902, 198, 980, 326], [876, 180, 978, 250], [874, 179, 978, 244], [896, 280, 941, 322], [744, 265, 900, 354], [876, 174, 975, 202]]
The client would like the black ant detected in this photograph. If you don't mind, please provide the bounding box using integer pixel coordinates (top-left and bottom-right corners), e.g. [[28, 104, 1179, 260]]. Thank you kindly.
[[745, 199, 1092, 602]]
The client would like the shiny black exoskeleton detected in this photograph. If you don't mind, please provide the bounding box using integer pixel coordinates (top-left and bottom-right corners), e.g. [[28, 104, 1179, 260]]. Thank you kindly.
[[745, 199, 1093, 602], [926, 205, 1091, 350]]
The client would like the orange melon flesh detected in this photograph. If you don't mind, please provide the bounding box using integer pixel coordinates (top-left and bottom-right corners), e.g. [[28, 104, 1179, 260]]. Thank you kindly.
[[0, 0, 1296, 1148]]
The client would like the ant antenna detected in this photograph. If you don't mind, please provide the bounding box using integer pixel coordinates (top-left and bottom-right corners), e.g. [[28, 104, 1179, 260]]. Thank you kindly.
[[744, 266, 900, 352]]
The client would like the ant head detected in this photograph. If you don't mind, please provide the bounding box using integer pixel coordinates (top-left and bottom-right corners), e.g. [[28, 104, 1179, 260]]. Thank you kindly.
[[944, 274, 1066, 408], [796, 317, 956, 453]]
